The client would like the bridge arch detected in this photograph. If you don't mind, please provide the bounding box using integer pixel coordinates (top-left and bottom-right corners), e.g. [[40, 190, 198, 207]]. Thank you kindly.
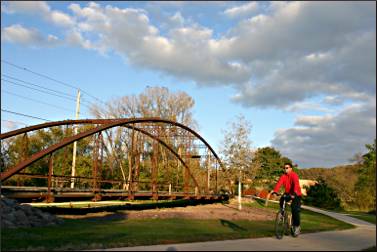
[[1, 118, 225, 196]]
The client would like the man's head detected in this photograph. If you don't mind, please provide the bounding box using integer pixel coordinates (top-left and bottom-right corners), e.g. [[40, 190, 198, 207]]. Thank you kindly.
[[284, 162, 293, 174]]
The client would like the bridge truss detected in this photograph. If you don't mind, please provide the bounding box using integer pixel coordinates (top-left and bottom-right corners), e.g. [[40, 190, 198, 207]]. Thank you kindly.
[[0, 118, 228, 202]]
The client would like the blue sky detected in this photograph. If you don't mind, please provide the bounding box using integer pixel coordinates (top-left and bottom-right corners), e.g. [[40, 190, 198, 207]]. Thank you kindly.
[[1, 1, 376, 168]]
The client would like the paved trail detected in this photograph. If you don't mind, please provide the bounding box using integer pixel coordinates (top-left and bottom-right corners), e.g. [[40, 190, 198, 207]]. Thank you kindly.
[[96, 204, 376, 251]]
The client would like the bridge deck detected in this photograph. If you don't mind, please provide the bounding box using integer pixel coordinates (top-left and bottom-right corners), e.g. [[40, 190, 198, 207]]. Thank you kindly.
[[1, 186, 225, 202]]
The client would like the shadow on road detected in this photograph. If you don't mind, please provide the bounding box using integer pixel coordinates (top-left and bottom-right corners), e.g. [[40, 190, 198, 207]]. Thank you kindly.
[[253, 197, 268, 207], [220, 219, 247, 231]]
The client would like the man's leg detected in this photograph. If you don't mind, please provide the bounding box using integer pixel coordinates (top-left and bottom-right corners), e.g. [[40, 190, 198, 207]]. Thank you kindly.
[[291, 196, 301, 236], [279, 196, 284, 211]]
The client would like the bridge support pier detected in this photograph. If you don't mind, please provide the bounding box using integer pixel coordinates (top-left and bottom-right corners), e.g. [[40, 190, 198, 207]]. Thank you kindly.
[[92, 133, 103, 202], [46, 154, 54, 203], [152, 141, 159, 200]]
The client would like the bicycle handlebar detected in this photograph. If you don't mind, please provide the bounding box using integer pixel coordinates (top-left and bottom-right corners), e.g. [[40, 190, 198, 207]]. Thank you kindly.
[[266, 192, 292, 206], [271, 192, 295, 197], [271, 192, 292, 200]]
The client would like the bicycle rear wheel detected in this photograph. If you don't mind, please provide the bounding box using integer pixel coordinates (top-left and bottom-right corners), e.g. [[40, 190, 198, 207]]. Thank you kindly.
[[275, 211, 285, 239]]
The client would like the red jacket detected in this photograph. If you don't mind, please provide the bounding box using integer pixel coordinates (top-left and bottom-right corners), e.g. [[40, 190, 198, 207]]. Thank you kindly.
[[273, 171, 302, 196]]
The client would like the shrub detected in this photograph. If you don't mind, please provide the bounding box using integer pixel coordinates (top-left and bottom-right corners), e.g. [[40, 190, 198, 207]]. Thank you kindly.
[[303, 177, 342, 210]]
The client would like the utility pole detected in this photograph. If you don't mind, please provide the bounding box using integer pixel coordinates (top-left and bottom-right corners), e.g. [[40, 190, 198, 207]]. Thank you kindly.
[[70, 89, 81, 188], [238, 168, 242, 210]]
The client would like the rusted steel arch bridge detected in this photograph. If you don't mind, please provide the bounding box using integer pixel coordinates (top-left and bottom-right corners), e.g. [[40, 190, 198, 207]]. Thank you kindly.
[[1, 118, 227, 202]]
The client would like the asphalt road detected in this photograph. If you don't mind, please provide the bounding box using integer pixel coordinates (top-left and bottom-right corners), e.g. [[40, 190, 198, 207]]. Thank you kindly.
[[94, 204, 376, 251]]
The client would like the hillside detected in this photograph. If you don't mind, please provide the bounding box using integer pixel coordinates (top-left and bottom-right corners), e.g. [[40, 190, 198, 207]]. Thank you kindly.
[[297, 164, 362, 209]]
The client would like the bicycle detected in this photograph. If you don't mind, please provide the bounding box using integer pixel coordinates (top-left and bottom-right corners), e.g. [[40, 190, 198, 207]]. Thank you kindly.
[[271, 192, 293, 239]]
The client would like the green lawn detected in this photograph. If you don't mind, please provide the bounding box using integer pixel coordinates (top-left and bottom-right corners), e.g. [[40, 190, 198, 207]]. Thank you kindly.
[[363, 246, 377, 251], [2, 200, 355, 251], [245, 198, 356, 233]]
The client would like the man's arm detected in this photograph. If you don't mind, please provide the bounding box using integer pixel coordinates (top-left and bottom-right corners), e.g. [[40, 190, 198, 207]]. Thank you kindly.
[[271, 175, 284, 194], [292, 173, 301, 196]]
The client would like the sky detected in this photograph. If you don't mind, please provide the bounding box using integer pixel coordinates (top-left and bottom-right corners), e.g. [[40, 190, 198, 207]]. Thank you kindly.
[[1, 1, 376, 168]]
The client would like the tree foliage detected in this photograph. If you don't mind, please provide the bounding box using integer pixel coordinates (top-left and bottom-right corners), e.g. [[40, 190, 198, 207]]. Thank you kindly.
[[89, 86, 200, 191], [303, 177, 341, 210], [354, 139, 376, 211], [90, 86, 196, 126], [297, 165, 361, 210], [1, 87, 215, 193], [252, 147, 293, 185], [219, 115, 255, 194], [1, 125, 94, 187], [298, 139, 376, 211]]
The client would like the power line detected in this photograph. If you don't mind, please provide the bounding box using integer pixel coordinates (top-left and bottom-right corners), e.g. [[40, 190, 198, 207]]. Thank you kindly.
[[2, 89, 73, 112], [1, 75, 94, 107], [2, 78, 78, 103], [2, 59, 78, 89], [1, 109, 51, 122], [1, 119, 28, 126], [1, 77, 94, 108], [1, 78, 93, 110], [2, 74, 76, 99], [1, 89, 94, 118], [1, 59, 106, 105]]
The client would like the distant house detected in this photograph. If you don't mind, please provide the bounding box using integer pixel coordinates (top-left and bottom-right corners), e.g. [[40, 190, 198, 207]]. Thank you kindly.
[[299, 179, 317, 196]]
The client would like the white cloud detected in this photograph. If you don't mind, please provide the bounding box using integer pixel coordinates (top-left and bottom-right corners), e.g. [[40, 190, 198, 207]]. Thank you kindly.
[[63, 3, 251, 85], [272, 100, 376, 167], [65, 29, 94, 50], [2, 1, 376, 168], [1, 24, 60, 47], [49, 10, 75, 27], [1, 24, 41, 44], [224, 2, 258, 18], [1, 1, 50, 15], [3, 2, 374, 94], [230, 27, 375, 108], [3, 1, 74, 28], [322, 96, 345, 106], [285, 101, 334, 113], [169, 12, 184, 27], [294, 115, 334, 127]]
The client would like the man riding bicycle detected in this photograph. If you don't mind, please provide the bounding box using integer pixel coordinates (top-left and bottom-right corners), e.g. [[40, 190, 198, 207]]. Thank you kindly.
[[271, 162, 302, 237]]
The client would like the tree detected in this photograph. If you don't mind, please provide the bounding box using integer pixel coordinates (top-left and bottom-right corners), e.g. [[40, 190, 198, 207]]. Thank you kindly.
[[252, 147, 293, 185], [90, 86, 196, 126], [90, 86, 198, 191], [354, 139, 376, 211], [303, 177, 341, 210], [2, 125, 93, 187], [219, 115, 254, 195]]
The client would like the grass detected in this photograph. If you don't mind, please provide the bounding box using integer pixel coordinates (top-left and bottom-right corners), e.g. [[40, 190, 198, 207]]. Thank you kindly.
[[362, 246, 376, 251], [245, 198, 355, 233], [250, 197, 376, 224], [3, 218, 276, 251], [1, 199, 355, 251]]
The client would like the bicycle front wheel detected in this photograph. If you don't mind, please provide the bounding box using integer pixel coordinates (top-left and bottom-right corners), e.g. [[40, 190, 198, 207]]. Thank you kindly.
[[275, 212, 285, 239], [284, 212, 291, 235]]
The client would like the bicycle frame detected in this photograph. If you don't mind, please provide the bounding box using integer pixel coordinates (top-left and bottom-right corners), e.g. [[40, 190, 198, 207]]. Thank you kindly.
[[280, 194, 292, 213], [274, 193, 292, 239]]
